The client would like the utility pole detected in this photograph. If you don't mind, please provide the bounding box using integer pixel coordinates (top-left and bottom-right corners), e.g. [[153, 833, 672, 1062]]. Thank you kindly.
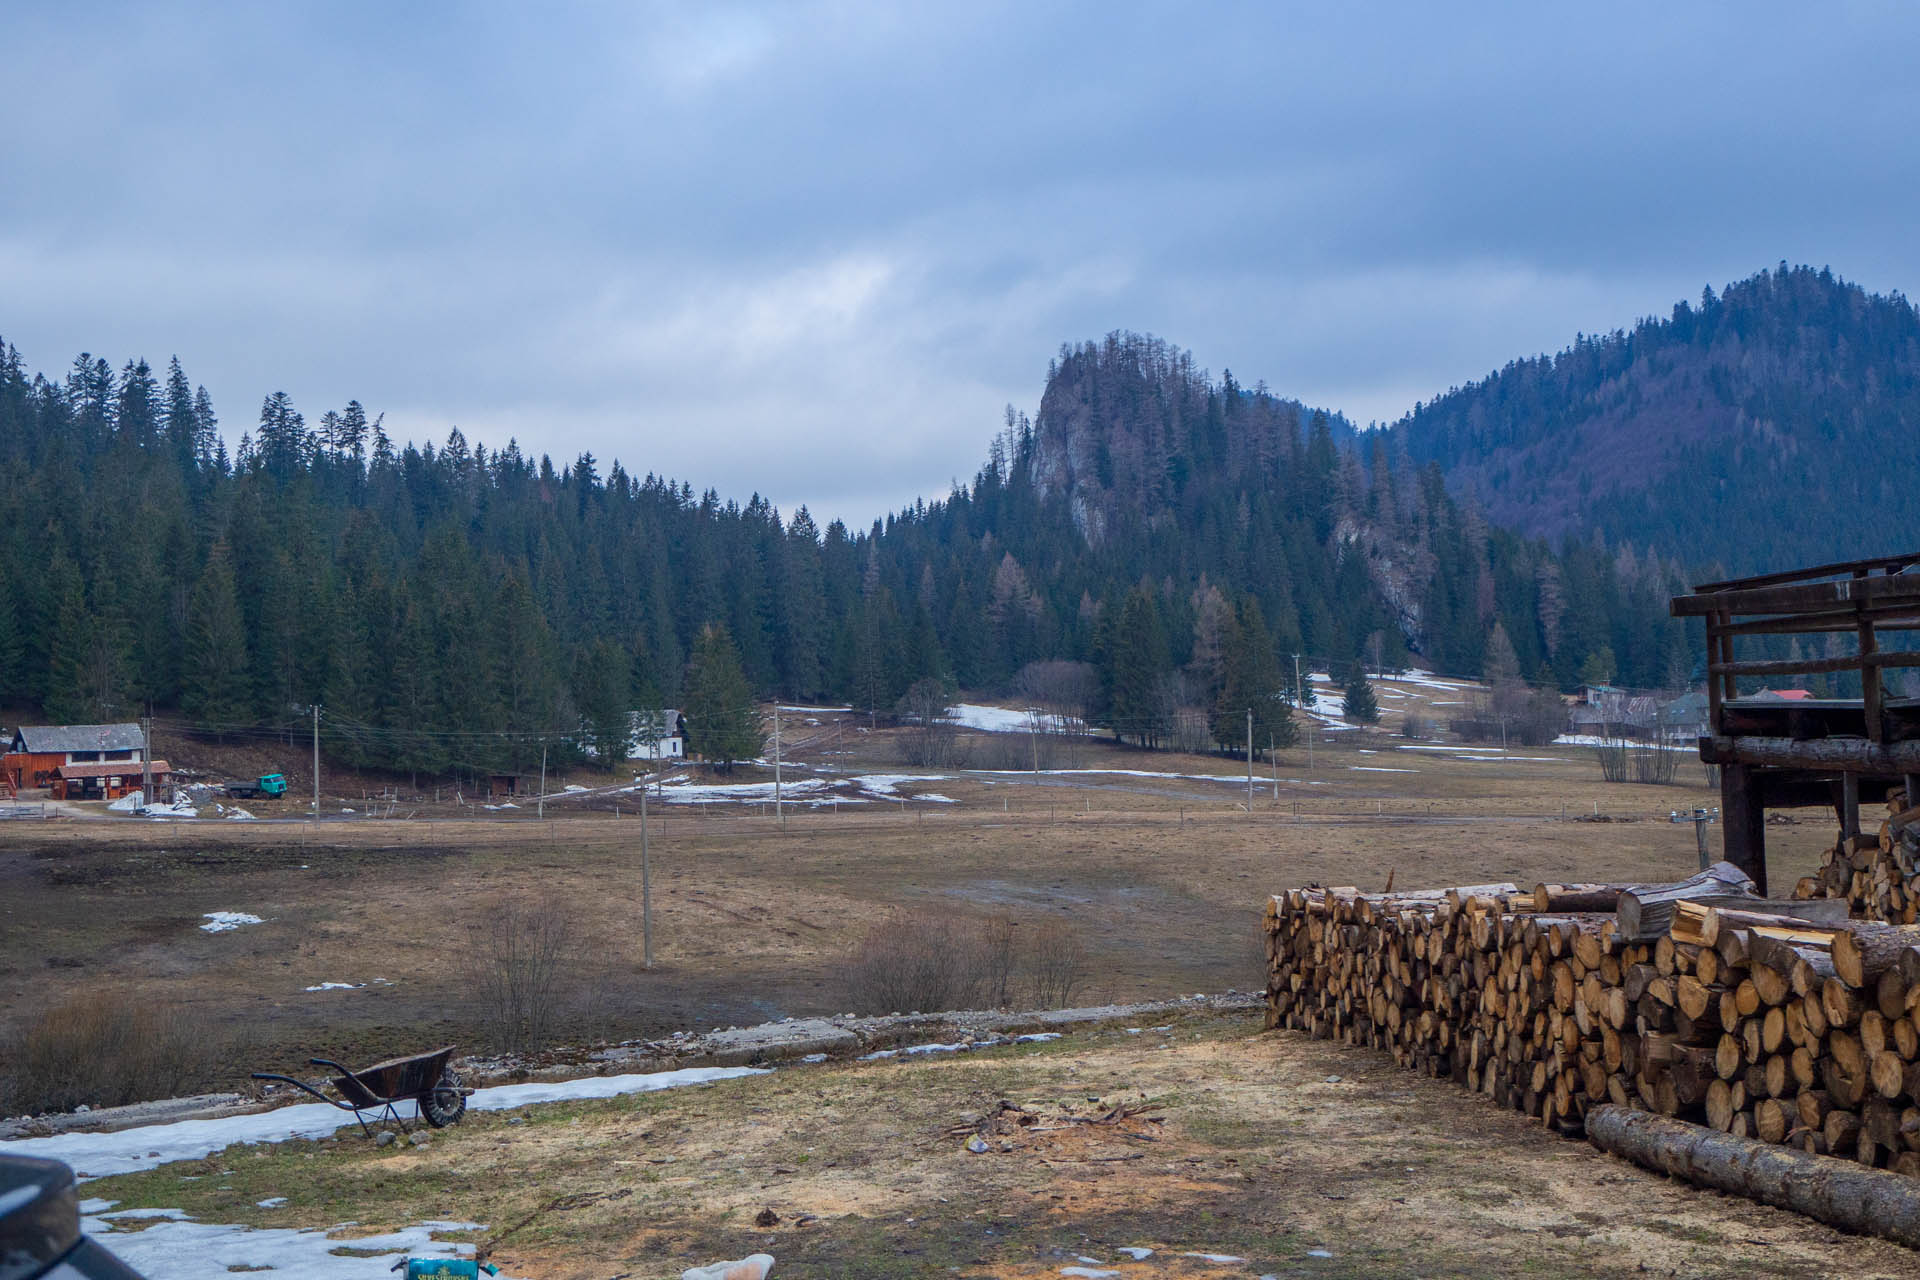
[[1293, 653, 1304, 709], [311, 704, 320, 816], [140, 715, 153, 803], [773, 704, 783, 828], [641, 789, 653, 967], [1028, 709, 1040, 773], [1246, 707, 1254, 815], [1270, 732, 1278, 800], [538, 742, 547, 819]]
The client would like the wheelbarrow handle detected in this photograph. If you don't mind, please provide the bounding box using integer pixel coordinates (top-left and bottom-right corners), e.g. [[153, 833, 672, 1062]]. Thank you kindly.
[[308, 1056, 351, 1072], [250, 1072, 358, 1110]]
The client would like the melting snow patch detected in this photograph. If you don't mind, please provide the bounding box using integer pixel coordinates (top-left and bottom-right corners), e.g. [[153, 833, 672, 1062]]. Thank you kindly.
[[82, 1209, 484, 1280], [1060, 1270, 1120, 1279], [948, 704, 1041, 732], [903, 1041, 970, 1055], [1349, 766, 1416, 773], [107, 790, 148, 812], [1, 1066, 766, 1177], [1181, 1253, 1246, 1264], [302, 982, 362, 992], [859, 1049, 899, 1061], [200, 912, 263, 933], [255, 1197, 286, 1208], [1306, 1249, 1335, 1258], [1117, 1246, 1154, 1259], [1015, 1033, 1061, 1043]]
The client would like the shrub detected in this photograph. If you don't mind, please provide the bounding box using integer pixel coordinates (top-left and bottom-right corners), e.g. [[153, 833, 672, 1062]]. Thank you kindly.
[[475, 892, 582, 1055], [841, 909, 1091, 1014], [1022, 919, 1088, 1009], [842, 908, 991, 1014], [1, 990, 229, 1115]]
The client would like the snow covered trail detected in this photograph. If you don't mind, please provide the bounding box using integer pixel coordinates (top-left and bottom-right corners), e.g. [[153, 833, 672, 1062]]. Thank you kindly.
[[0, 1065, 767, 1178]]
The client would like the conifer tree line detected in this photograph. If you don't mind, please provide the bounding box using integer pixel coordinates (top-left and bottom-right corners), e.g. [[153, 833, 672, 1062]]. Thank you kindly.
[[0, 332, 1695, 776]]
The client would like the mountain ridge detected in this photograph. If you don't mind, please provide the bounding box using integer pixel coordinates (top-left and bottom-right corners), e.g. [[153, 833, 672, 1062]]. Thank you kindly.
[[1382, 263, 1920, 575]]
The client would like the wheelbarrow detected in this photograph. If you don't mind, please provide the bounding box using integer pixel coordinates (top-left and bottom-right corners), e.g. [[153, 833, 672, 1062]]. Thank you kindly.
[[252, 1045, 471, 1138]]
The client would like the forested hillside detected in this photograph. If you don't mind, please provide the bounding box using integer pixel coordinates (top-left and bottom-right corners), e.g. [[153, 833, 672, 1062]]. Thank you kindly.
[[0, 331, 1689, 777], [1389, 264, 1920, 574]]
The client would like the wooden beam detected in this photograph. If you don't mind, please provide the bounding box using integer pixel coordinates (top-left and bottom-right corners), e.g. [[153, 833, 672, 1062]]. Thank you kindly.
[[1672, 573, 1920, 619], [1691, 551, 1920, 594], [1708, 651, 1920, 679], [1712, 603, 1920, 638], [1701, 735, 1920, 773]]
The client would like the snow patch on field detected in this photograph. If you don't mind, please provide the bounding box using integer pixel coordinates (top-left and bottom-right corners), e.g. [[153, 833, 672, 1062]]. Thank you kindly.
[[0, 1066, 767, 1178], [200, 912, 263, 933], [947, 704, 1039, 732], [649, 774, 948, 806], [82, 1205, 488, 1280]]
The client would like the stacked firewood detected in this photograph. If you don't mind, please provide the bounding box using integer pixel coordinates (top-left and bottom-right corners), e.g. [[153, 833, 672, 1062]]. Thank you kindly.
[[1795, 795, 1920, 923], [1265, 864, 1920, 1173]]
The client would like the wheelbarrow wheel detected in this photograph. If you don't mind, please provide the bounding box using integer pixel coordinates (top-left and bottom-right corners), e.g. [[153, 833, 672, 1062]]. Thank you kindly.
[[421, 1068, 467, 1127]]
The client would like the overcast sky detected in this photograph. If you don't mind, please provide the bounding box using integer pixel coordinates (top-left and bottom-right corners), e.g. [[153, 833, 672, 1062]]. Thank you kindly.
[[4, 3, 1917, 524]]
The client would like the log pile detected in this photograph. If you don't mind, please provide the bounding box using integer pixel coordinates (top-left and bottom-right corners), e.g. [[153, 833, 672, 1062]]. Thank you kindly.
[[1795, 794, 1920, 923], [1264, 864, 1920, 1174]]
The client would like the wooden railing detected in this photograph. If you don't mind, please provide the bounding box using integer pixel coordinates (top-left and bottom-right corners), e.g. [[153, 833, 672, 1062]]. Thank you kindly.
[[1670, 553, 1920, 742]]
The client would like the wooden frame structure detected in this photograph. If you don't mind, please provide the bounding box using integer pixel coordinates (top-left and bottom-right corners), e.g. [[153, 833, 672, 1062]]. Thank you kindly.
[[1671, 552, 1920, 895]]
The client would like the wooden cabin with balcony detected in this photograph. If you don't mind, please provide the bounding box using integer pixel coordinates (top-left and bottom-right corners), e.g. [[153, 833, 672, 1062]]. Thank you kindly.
[[1670, 552, 1920, 895]]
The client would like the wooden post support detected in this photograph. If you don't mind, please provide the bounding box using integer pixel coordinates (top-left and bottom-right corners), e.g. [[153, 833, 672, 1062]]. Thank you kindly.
[[1841, 770, 1861, 841], [1720, 763, 1769, 897]]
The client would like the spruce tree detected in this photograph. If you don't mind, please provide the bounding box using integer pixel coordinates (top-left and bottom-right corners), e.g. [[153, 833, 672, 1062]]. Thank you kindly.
[[1109, 587, 1171, 748], [575, 638, 636, 767], [1342, 662, 1380, 725], [684, 623, 761, 770], [1216, 595, 1295, 752], [183, 544, 251, 729]]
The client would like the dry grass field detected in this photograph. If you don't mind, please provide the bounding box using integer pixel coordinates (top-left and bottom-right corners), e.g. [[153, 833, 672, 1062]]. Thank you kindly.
[[0, 702, 1834, 1081], [6, 694, 1891, 1277]]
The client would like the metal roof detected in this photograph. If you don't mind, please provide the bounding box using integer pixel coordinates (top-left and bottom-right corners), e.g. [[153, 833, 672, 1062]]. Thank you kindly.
[[9, 723, 145, 754], [57, 759, 168, 779]]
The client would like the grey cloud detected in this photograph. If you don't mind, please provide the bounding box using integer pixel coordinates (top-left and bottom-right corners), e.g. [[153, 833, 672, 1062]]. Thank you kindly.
[[3, 3, 1919, 524]]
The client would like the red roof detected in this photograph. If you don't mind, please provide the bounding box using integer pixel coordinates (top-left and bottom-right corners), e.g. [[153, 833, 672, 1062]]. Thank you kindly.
[[1757, 689, 1813, 701], [56, 759, 169, 779]]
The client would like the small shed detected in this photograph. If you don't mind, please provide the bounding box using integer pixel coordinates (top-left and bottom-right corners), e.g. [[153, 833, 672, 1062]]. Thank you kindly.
[[55, 759, 170, 802], [487, 774, 520, 799]]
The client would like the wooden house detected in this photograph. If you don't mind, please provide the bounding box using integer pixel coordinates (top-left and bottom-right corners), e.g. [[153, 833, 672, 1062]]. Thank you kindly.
[[4, 723, 144, 792]]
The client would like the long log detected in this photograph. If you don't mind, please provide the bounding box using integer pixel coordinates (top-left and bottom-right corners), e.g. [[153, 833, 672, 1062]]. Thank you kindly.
[[1833, 925, 1920, 989], [1587, 1105, 1920, 1247], [1616, 863, 1759, 943], [1534, 883, 1638, 913]]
